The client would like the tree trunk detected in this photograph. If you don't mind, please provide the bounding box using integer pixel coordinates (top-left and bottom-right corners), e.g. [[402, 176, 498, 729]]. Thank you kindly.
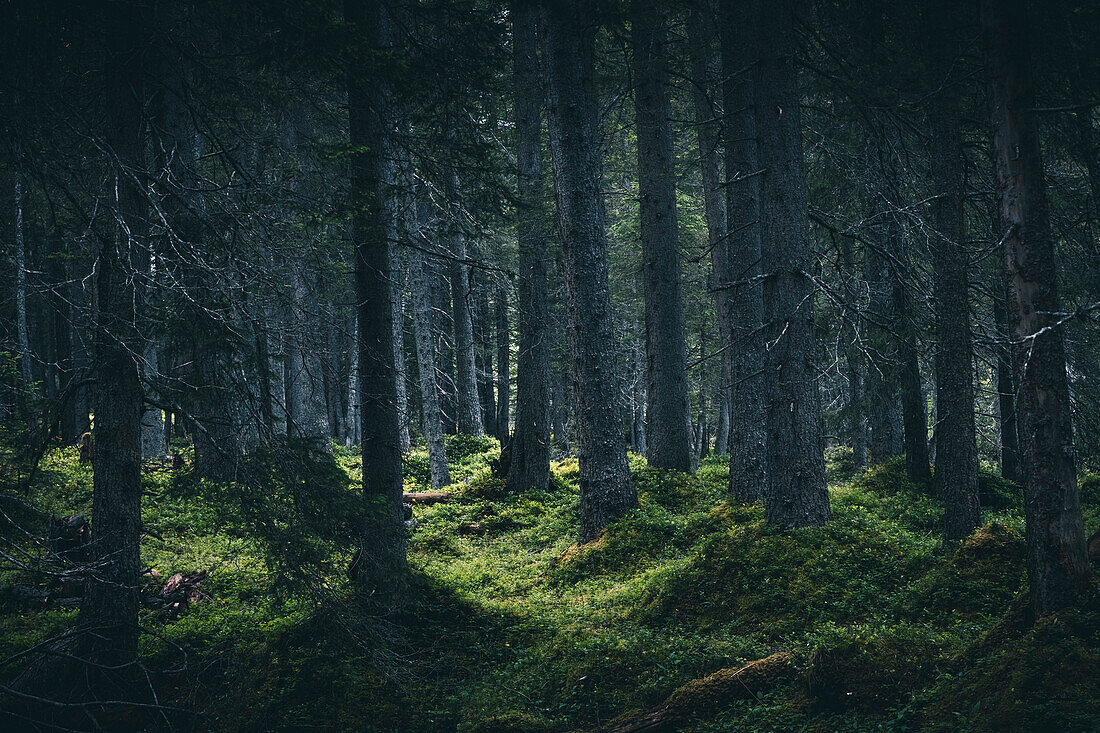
[[839, 236, 867, 469], [409, 195, 452, 492], [346, 0, 407, 599], [14, 177, 34, 393], [506, 0, 551, 493], [445, 170, 485, 437], [928, 0, 979, 543], [687, 3, 731, 460], [390, 199, 411, 454], [982, 0, 1088, 617], [719, 0, 767, 501], [78, 0, 146, 674], [543, 0, 635, 541], [140, 339, 166, 460], [754, 0, 829, 528], [474, 268, 496, 436], [993, 294, 1020, 482], [495, 286, 510, 444], [633, 0, 694, 472]]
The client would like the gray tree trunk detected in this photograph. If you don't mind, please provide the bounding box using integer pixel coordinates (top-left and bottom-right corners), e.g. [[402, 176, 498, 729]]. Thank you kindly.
[[346, 0, 406, 599], [409, 196, 451, 491], [543, 0, 636, 540], [390, 198, 411, 454], [993, 295, 1020, 482], [719, 0, 767, 501], [506, 0, 551, 494], [14, 177, 33, 392], [140, 339, 166, 460], [687, 4, 731, 459], [754, 0, 829, 528], [445, 170, 484, 436], [633, 0, 694, 472], [495, 287, 510, 444], [982, 0, 1088, 617], [928, 0, 979, 543]]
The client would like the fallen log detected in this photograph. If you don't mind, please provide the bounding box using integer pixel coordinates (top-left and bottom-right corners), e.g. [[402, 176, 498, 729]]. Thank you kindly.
[[601, 651, 795, 733], [403, 492, 452, 505]]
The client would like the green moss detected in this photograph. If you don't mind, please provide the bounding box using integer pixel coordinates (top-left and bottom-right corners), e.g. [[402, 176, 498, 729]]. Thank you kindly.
[[2, 437, 1095, 733]]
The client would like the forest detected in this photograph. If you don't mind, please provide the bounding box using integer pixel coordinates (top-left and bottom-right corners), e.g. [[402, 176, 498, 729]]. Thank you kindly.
[[1, 0, 1099, 730]]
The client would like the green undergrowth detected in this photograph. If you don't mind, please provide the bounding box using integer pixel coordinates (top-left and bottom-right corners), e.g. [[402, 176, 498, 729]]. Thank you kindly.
[[1, 441, 1097, 731]]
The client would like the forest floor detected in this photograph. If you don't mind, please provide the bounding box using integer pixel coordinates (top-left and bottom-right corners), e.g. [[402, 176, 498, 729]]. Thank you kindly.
[[2, 437, 1099, 732]]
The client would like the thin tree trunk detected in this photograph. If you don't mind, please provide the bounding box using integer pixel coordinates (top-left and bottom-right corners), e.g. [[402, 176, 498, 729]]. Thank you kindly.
[[409, 194, 451, 491], [390, 209, 411, 454], [495, 286, 510, 444], [840, 236, 867, 469], [719, 0, 767, 501], [754, 0, 829, 528], [445, 170, 484, 436], [543, 0, 635, 540], [982, 0, 1088, 617], [633, 0, 694, 472], [506, 0, 551, 493], [687, 3, 731, 460], [14, 177, 34, 392], [346, 0, 406, 599], [474, 268, 496, 436], [993, 294, 1020, 482], [140, 339, 166, 460], [928, 0, 979, 542]]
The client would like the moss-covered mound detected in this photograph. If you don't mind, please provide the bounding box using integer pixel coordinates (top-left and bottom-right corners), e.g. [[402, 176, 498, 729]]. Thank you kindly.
[[1, 439, 1096, 732]]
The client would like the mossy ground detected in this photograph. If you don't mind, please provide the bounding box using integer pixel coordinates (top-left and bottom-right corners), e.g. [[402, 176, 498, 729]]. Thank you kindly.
[[1, 443, 1097, 731]]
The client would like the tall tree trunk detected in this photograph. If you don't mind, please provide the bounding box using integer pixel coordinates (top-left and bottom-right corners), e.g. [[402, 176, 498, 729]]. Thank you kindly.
[[928, 0, 979, 542], [390, 205, 411, 454], [282, 110, 331, 451], [346, 0, 406, 598], [839, 236, 867, 469], [633, 0, 693, 472], [79, 0, 146, 675], [474, 268, 496, 436], [506, 0, 551, 493], [982, 0, 1088, 617], [14, 177, 34, 393], [140, 339, 166, 460], [432, 259, 457, 434], [719, 0, 767, 501], [753, 0, 829, 528], [687, 3, 731, 460], [543, 0, 635, 540], [445, 170, 484, 436], [993, 294, 1020, 482], [495, 286, 510, 444], [409, 193, 451, 491]]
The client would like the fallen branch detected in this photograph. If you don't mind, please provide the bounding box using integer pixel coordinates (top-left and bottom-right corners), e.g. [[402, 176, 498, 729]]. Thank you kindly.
[[403, 492, 453, 505]]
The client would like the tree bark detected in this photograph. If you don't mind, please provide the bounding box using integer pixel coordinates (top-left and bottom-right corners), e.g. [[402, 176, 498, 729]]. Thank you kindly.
[[543, 0, 635, 541], [753, 0, 829, 528], [495, 286, 510, 444], [719, 0, 767, 501], [993, 294, 1020, 483], [410, 198, 452, 491], [506, 0, 551, 493], [346, 0, 407, 599], [687, 3, 731, 460], [78, 0, 146, 674], [982, 0, 1089, 617], [928, 0, 979, 543], [633, 0, 694, 472], [445, 169, 485, 436]]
